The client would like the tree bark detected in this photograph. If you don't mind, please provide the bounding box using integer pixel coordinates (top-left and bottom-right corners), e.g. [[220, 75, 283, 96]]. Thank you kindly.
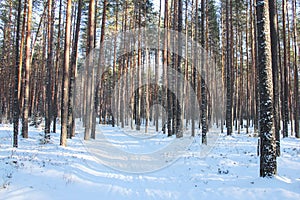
[[225, 0, 232, 135], [292, 0, 299, 138], [282, 0, 289, 138], [256, 0, 277, 177], [84, 0, 95, 140], [22, 0, 32, 139], [53, 0, 62, 133], [60, 0, 72, 146], [68, 0, 82, 138], [45, 0, 54, 140], [91, 0, 107, 138], [13, 0, 22, 147], [201, 0, 207, 143], [176, 0, 183, 138], [269, 0, 280, 156]]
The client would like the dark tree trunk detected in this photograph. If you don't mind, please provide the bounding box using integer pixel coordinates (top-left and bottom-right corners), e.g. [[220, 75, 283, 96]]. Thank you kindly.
[[176, 0, 183, 138], [201, 0, 207, 143], [269, 0, 280, 156], [282, 0, 289, 138], [256, 0, 277, 177], [292, 0, 299, 138], [45, 0, 54, 140], [13, 0, 22, 147], [53, 0, 62, 133], [225, 0, 232, 135]]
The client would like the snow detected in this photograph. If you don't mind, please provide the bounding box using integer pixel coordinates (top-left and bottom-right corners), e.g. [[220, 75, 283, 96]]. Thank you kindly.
[[0, 122, 300, 200]]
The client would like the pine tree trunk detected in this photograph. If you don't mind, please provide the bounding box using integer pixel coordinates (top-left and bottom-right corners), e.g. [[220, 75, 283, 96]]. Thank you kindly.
[[112, 0, 118, 128], [176, 0, 183, 138], [53, 0, 62, 133], [68, 0, 82, 138], [13, 0, 22, 147], [246, 1, 249, 134], [60, 0, 72, 146], [22, 0, 32, 139], [225, 0, 232, 135], [200, 0, 207, 143], [91, 0, 107, 138], [191, 0, 198, 137], [45, 0, 54, 140], [282, 0, 289, 138], [269, 0, 280, 156], [84, 0, 95, 140], [18, 0, 27, 105], [256, 0, 277, 177], [292, 0, 299, 138]]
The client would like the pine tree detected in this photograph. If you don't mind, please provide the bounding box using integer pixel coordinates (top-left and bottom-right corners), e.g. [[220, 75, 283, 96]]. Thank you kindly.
[[225, 0, 232, 136], [292, 0, 299, 138], [13, 0, 23, 147], [256, 0, 277, 177], [282, 0, 289, 138], [45, 0, 54, 140], [22, 0, 33, 139], [60, 0, 72, 146], [269, 0, 280, 156], [84, 0, 96, 140]]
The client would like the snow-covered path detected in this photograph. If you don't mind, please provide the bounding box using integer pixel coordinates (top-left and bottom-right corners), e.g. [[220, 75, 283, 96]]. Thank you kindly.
[[0, 123, 299, 200]]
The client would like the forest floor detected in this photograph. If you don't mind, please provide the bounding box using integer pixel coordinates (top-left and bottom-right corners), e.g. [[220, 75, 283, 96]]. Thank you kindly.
[[0, 121, 300, 200]]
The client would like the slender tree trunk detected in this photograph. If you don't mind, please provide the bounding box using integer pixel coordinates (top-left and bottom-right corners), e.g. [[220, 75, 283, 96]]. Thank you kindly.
[[225, 0, 232, 135], [68, 0, 82, 138], [84, 0, 95, 140], [13, 0, 22, 147], [112, 0, 118, 128], [18, 0, 27, 105], [22, 0, 32, 139], [191, 0, 198, 137], [269, 0, 280, 156], [282, 0, 289, 138], [256, 0, 277, 177], [53, 0, 62, 133], [200, 0, 207, 143], [183, 0, 189, 131], [136, 1, 142, 131], [246, 1, 250, 134], [45, 0, 54, 140], [60, 0, 72, 146], [91, 0, 107, 138], [292, 0, 299, 138], [221, 1, 226, 134], [176, 0, 183, 138], [155, 0, 161, 132], [286, 3, 293, 135]]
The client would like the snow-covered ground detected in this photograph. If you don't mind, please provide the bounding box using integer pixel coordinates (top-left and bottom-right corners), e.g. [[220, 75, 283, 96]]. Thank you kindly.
[[0, 122, 299, 200]]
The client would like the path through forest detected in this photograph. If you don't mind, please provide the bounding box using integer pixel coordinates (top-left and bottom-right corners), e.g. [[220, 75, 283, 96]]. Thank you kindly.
[[0, 123, 299, 199]]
